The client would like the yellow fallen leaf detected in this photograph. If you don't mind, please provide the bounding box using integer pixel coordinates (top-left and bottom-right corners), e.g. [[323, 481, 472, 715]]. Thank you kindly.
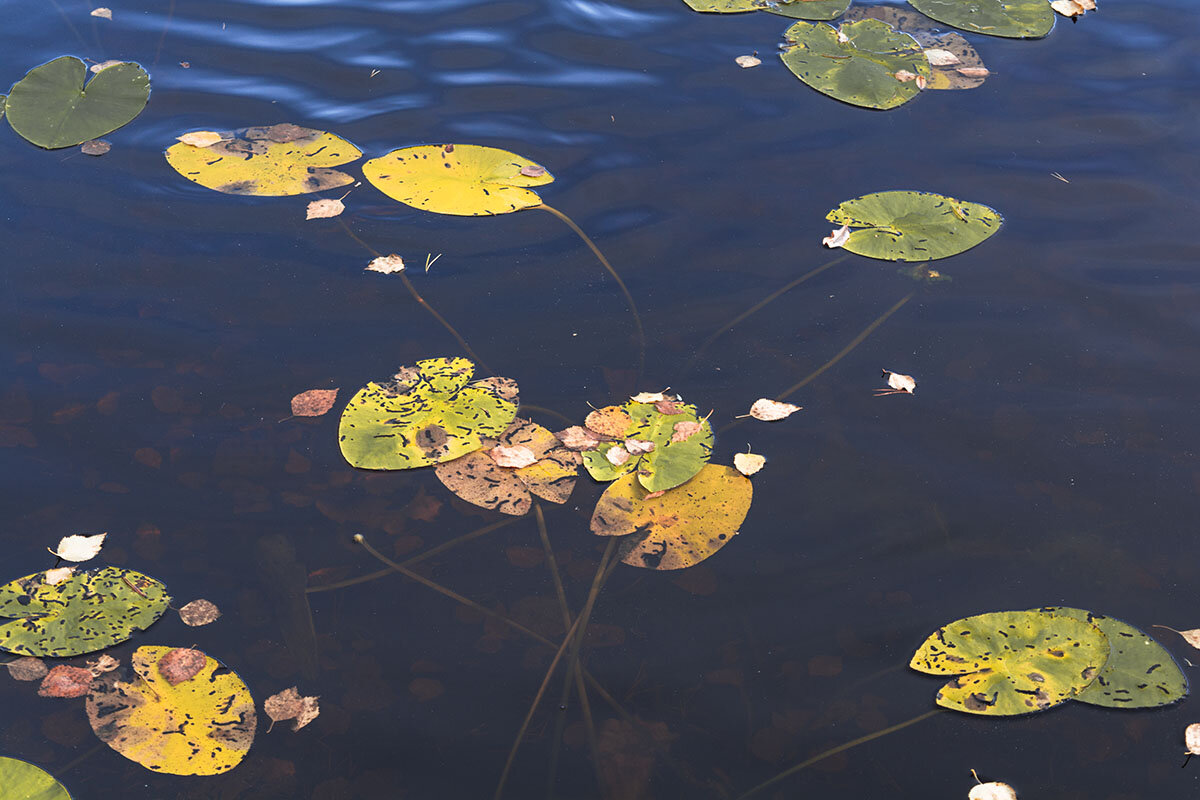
[[43, 566, 76, 586], [49, 532, 107, 562], [1153, 625, 1200, 650], [489, 444, 537, 468], [822, 224, 850, 249], [746, 399, 801, 421], [306, 198, 345, 220], [365, 254, 405, 274], [733, 452, 765, 476], [91, 7, 112, 19], [735, 55, 761, 68], [175, 131, 223, 148]]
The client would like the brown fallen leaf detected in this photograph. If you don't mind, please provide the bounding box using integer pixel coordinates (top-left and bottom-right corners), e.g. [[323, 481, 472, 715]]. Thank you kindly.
[[489, 444, 537, 468], [745, 399, 801, 421], [44, 566, 76, 586], [555, 426, 601, 451], [80, 139, 111, 156], [520, 164, 546, 177], [1153, 625, 1200, 650], [157, 648, 207, 685], [822, 224, 850, 249], [585, 406, 632, 438], [654, 399, 684, 415], [7, 657, 48, 682], [38, 665, 93, 698], [735, 55, 761, 68], [264, 686, 321, 732], [306, 198, 345, 220], [894, 70, 920, 82], [878, 369, 916, 395], [91, 7, 112, 19], [86, 655, 120, 676], [178, 598, 222, 627], [670, 421, 702, 443], [365, 254, 405, 274], [290, 388, 339, 417], [176, 131, 223, 147], [733, 451, 765, 477]]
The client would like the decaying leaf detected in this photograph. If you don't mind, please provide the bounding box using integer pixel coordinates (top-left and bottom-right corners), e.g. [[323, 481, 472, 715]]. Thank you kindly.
[[264, 686, 320, 732], [669, 421, 701, 442], [44, 567, 75, 586], [734, 451, 766, 476], [49, 533, 107, 562], [175, 131, 223, 147], [178, 598, 221, 627], [519, 164, 546, 178], [290, 389, 339, 417], [969, 780, 1017, 800], [366, 254, 405, 274], [80, 139, 110, 156], [606, 445, 631, 466], [880, 369, 917, 394], [624, 439, 655, 455], [305, 198, 345, 220], [585, 406, 633, 438], [1187, 723, 1200, 755], [157, 648, 207, 686], [924, 48, 960, 66], [87, 654, 120, 676], [822, 224, 850, 249], [38, 665, 93, 698], [746, 399, 801, 421], [735, 55, 761, 68], [91, 7, 112, 18], [7, 656, 48, 681], [556, 426, 602, 451], [490, 444, 537, 468], [1153, 625, 1200, 650]]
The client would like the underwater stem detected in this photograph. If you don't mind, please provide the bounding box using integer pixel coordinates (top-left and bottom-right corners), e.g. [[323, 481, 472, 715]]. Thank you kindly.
[[534, 204, 646, 381], [734, 709, 942, 800]]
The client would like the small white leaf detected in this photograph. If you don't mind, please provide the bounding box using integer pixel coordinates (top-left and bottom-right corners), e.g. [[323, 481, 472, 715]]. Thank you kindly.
[[306, 198, 345, 220], [969, 782, 1017, 800], [822, 224, 850, 249], [1186, 723, 1200, 755], [490, 444, 537, 468], [735, 55, 761, 68], [924, 48, 961, 66], [366, 254, 406, 274], [91, 7, 112, 19], [44, 567, 76, 586], [747, 399, 802, 421], [49, 533, 107, 563], [734, 452, 765, 476], [605, 445, 631, 466], [176, 131, 224, 147]]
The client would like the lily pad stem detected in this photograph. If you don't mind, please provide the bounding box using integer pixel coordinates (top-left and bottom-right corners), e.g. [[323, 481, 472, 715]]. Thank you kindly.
[[534, 204, 646, 380]]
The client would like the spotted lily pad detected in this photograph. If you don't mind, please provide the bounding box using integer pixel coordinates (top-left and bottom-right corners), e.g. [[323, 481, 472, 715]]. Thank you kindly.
[[339, 357, 519, 470], [780, 19, 929, 110], [765, 0, 852, 21], [0, 757, 72, 800], [581, 398, 713, 493], [164, 123, 362, 196], [0, 567, 170, 657], [908, 0, 1054, 38], [1034, 607, 1188, 709], [5, 57, 149, 149], [86, 646, 256, 775], [363, 144, 553, 216], [910, 609, 1109, 716], [825, 190, 1002, 261], [591, 464, 752, 570]]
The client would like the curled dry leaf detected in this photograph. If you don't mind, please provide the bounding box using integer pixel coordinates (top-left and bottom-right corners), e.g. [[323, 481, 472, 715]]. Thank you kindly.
[[733, 452, 766, 477], [489, 444, 537, 468], [38, 665, 93, 698], [306, 198, 345, 220], [49, 532, 106, 562], [290, 388, 339, 417], [735, 55, 761, 68], [264, 686, 321, 732], [969, 782, 1017, 800], [157, 648, 207, 686], [822, 224, 850, 249], [585, 406, 632, 438], [176, 131, 223, 148], [1186, 723, 1200, 755], [91, 7, 112, 19], [881, 369, 916, 394], [365, 254, 405, 274], [7, 656, 48, 681], [80, 139, 110, 156], [178, 598, 221, 627], [748, 399, 802, 421], [924, 48, 961, 66], [87, 654, 120, 676], [43, 567, 75, 586], [1153, 625, 1200, 650], [605, 445, 631, 466], [624, 439, 655, 455], [555, 426, 601, 451]]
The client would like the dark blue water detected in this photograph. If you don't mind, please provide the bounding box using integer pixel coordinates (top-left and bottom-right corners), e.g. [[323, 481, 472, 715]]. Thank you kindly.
[[2, 0, 1200, 797]]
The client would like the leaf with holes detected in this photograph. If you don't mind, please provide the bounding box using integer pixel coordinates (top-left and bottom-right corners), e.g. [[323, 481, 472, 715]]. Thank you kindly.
[[86, 646, 256, 775], [765, 0, 851, 21], [0, 567, 169, 657], [910, 609, 1109, 716], [339, 357, 519, 470], [780, 19, 929, 110], [582, 398, 713, 493], [4, 57, 149, 149], [908, 0, 1054, 38], [825, 191, 1002, 262], [363, 144, 553, 216], [165, 123, 362, 196], [591, 464, 752, 570], [0, 757, 72, 800]]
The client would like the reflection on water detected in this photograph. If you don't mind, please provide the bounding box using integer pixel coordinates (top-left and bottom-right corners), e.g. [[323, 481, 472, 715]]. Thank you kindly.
[[2, 0, 1200, 797]]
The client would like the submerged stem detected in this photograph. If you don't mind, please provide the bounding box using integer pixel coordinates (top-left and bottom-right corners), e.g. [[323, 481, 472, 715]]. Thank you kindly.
[[533, 204, 646, 381]]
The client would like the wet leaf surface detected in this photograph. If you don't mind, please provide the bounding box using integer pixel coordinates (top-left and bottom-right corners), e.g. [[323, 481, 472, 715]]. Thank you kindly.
[[49, 532, 106, 562], [0, 757, 71, 800], [582, 398, 713, 493], [908, 0, 1054, 38], [5, 57, 149, 149], [825, 191, 1003, 261]]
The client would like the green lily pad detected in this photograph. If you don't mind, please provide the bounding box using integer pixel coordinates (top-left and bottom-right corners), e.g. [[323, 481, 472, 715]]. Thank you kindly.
[[780, 19, 929, 110], [581, 399, 713, 493], [339, 357, 519, 470], [765, 0, 852, 21], [907, 0, 1054, 38], [0, 757, 71, 800], [1034, 607, 1188, 709], [0, 95, 6, 121], [5, 57, 149, 149], [680, 0, 762, 11], [824, 190, 1002, 261], [0, 567, 170, 657], [910, 609, 1109, 716]]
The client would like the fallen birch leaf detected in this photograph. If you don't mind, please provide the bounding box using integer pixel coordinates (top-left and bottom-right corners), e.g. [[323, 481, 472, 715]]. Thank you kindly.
[[624, 439, 655, 455], [734, 452, 766, 476], [7, 657, 48, 681], [87, 654, 120, 676], [880, 369, 916, 394], [555, 426, 601, 451], [90, 59, 122, 73], [291, 388, 339, 417], [38, 665, 93, 698], [735, 55, 761, 68], [606, 445, 631, 466], [264, 687, 320, 731], [956, 66, 991, 78], [630, 391, 668, 403], [1050, 0, 1092, 16], [489, 444, 537, 468], [969, 781, 1017, 800], [670, 420, 702, 442], [157, 648, 207, 685], [747, 399, 801, 421], [178, 598, 221, 627], [654, 399, 684, 415], [43, 567, 75, 586], [49, 533, 106, 562], [585, 406, 632, 438], [175, 131, 223, 147], [822, 224, 850, 249], [924, 48, 961, 66], [306, 198, 344, 220], [1187, 723, 1200, 755], [1153, 625, 1200, 650], [91, 7, 112, 19], [365, 254, 405, 274], [80, 139, 110, 156]]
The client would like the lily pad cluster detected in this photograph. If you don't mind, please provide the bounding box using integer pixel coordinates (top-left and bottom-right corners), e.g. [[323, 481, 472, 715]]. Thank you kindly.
[[910, 608, 1188, 716], [2, 56, 150, 149]]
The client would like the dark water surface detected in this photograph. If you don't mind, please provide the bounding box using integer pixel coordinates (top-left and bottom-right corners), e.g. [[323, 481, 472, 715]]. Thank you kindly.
[[3, 0, 1200, 797]]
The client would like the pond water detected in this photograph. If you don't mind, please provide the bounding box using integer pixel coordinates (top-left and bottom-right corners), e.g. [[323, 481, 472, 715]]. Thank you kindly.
[[2, 0, 1200, 797]]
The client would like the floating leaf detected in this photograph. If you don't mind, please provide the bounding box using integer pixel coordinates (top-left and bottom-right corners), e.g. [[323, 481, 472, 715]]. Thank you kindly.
[[5, 57, 149, 149], [591, 464, 752, 570], [970, 781, 1017, 800], [555, 426, 601, 451], [7, 656, 48, 681], [680, 0, 763, 12], [366, 254, 405, 274], [435, 418, 581, 516], [1035, 607, 1187, 708], [38, 665, 93, 698], [157, 647, 206, 685], [87, 655, 119, 676], [910, 609, 1109, 716], [908, 0, 1053, 38], [91, 7, 112, 18], [178, 598, 221, 627], [735, 55, 762, 68], [582, 398, 713, 493], [1153, 624, 1200, 650], [80, 139, 110, 156], [363, 144, 553, 216], [290, 389, 339, 418], [733, 451, 765, 476], [765, 0, 852, 21], [1050, 0, 1094, 17], [175, 130, 222, 147], [0, 757, 72, 800], [263, 687, 320, 732], [843, 6, 988, 90], [86, 646, 256, 775], [305, 198, 344, 220], [339, 357, 519, 470], [44, 566, 75, 585], [49, 532, 106, 562], [0, 567, 169, 657], [824, 191, 1003, 262], [165, 123, 361, 196], [747, 398, 801, 421], [780, 20, 929, 110], [585, 406, 632, 438], [879, 369, 917, 394], [1187, 723, 1200, 755]]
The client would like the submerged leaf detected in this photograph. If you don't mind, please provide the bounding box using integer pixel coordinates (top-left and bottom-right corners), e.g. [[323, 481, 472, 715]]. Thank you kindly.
[[582, 398, 714, 493], [165, 123, 362, 196], [825, 191, 1003, 262], [5, 57, 149, 149], [0, 757, 72, 800], [363, 144, 553, 216], [591, 464, 752, 570], [908, 0, 1054, 38], [38, 665, 94, 698], [178, 599, 221, 627], [7, 656, 48, 681]]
